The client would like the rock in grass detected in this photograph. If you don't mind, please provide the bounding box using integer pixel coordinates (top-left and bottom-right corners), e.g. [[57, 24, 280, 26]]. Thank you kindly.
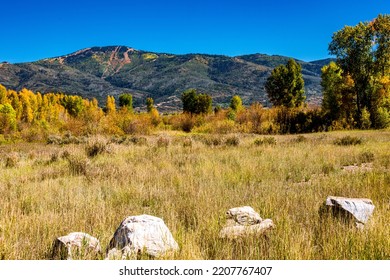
[[51, 232, 101, 260], [220, 206, 274, 239], [226, 206, 263, 225], [106, 214, 179, 259], [324, 196, 375, 226]]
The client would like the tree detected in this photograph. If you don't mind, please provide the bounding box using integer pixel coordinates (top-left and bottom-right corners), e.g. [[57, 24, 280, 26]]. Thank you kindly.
[[322, 63, 358, 127], [119, 93, 133, 112], [328, 14, 390, 127], [0, 103, 17, 133], [230, 95, 243, 111], [146, 97, 154, 113], [265, 59, 305, 107], [19, 89, 34, 123], [181, 89, 212, 114], [0, 84, 7, 104], [105, 95, 116, 114], [60, 95, 85, 117]]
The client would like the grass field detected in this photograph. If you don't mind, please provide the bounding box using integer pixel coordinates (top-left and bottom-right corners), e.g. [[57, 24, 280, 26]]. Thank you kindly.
[[0, 130, 389, 260]]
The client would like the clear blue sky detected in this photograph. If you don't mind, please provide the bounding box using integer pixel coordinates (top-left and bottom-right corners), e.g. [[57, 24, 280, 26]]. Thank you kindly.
[[1, 0, 389, 63]]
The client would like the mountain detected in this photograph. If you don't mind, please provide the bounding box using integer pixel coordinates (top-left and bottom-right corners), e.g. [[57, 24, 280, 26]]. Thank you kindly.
[[0, 46, 332, 112]]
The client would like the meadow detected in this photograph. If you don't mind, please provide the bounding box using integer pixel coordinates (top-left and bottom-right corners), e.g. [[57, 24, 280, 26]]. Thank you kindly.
[[0, 130, 389, 260]]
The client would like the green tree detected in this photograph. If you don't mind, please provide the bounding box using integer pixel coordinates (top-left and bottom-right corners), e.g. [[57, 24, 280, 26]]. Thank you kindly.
[[60, 95, 85, 117], [195, 94, 212, 114], [146, 97, 154, 113], [328, 14, 390, 127], [0, 103, 17, 133], [265, 59, 305, 107], [181, 89, 212, 114], [230, 95, 243, 112], [321, 62, 344, 121], [119, 93, 133, 112]]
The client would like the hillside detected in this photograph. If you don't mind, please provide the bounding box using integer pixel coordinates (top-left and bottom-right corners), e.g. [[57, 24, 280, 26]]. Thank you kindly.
[[0, 46, 331, 111]]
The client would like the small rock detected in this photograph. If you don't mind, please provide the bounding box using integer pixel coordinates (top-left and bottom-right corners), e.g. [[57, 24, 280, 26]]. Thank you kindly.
[[226, 206, 263, 226], [106, 214, 179, 259], [51, 232, 101, 260], [220, 206, 274, 239], [323, 196, 375, 226]]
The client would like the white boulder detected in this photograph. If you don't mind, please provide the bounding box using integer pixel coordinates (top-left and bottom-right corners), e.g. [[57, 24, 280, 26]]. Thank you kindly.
[[106, 214, 179, 259], [325, 196, 375, 226], [51, 232, 101, 260]]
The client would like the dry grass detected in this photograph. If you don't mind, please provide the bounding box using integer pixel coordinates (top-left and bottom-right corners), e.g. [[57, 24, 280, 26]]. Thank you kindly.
[[0, 130, 389, 259]]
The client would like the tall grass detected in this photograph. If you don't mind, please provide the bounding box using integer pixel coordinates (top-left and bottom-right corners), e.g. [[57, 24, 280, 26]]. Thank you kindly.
[[0, 130, 389, 259]]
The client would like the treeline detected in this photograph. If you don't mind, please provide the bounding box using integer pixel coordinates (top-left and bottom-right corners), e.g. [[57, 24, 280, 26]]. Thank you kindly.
[[0, 14, 389, 141], [0, 82, 343, 142], [0, 81, 387, 142], [0, 85, 161, 140]]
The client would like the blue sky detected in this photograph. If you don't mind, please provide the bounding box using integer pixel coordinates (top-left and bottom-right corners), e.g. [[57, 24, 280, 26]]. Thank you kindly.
[[1, 0, 389, 63]]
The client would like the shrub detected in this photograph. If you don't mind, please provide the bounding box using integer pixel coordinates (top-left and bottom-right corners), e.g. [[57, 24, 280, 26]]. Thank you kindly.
[[202, 135, 224, 146], [85, 137, 109, 157], [67, 154, 89, 176], [5, 153, 19, 168], [129, 136, 148, 145], [293, 135, 307, 143], [358, 151, 375, 163], [49, 152, 59, 163], [47, 135, 63, 145], [157, 137, 170, 148], [225, 135, 240, 146], [254, 137, 277, 146], [321, 163, 335, 175], [61, 150, 71, 160], [194, 119, 236, 134], [333, 136, 363, 146], [182, 137, 193, 148]]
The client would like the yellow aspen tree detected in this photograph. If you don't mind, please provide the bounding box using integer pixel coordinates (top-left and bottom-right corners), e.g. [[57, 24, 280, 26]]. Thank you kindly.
[[0, 84, 8, 104], [105, 95, 116, 114], [19, 89, 34, 123], [7, 90, 22, 120]]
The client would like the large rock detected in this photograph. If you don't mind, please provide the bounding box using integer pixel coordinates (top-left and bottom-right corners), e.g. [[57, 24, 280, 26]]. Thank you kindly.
[[51, 232, 101, 260], [324, 196, 375, 225], [220, 206, 274, 239], [106, 214, 179, 259]]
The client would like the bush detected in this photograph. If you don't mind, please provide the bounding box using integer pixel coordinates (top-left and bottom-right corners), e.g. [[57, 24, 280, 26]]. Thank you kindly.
[[49, 152, 59, 163], [359, 151, 375, 163], [254, 137, 277, 146], [225, 135, 240, 146], [293, 135, 307, 143], [47, 135, 63, 145], [333, 136, 363, 146], [157, 137, 170, 148], [67, 154, 90, 176], [5, 153, 19, 168], [85, 137, 109, 157], [61, 150, 71, 160], [182, 137, 193, 148], [202, 135, 225, 146], [129, 136, 148, 145]]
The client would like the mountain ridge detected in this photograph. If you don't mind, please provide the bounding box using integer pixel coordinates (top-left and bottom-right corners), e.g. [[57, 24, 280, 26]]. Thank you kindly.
[[0, 46, 332, 111]]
